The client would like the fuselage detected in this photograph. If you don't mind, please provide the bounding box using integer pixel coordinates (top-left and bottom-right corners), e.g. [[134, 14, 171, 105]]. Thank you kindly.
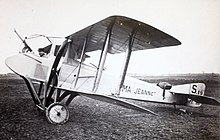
[[5, 53, 189, 106]]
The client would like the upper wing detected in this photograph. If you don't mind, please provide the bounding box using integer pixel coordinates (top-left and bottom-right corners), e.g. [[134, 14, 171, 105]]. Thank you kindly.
[[67, 15, 181, 58], [56, 86, 158, 116]]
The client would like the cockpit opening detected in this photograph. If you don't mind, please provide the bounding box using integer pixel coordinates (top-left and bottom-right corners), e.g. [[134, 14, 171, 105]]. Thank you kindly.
[[38, 44, 52, 57]]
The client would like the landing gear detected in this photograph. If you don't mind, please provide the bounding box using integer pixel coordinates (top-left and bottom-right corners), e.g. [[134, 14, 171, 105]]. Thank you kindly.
[[21, 75, 77, 124], [46, 103, 69, 124]]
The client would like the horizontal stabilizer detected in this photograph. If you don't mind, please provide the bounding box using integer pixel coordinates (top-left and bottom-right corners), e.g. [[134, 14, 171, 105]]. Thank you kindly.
[[188, 94, 220, 106], [56, 87, 158, 116], [172, 91, 220, 106]]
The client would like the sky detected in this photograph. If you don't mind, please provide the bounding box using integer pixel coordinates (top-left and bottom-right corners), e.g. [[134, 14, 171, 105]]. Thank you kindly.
[[0, 0, 220, 75]]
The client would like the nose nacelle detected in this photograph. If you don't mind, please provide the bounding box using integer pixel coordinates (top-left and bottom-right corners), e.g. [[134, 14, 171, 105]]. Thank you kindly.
[[5, 54, 51, 81]]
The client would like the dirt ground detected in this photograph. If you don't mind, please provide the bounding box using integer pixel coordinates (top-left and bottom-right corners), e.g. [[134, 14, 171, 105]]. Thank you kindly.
[[0, 77, 220, 140]]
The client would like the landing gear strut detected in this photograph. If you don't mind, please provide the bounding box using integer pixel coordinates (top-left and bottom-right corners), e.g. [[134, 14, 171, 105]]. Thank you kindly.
[[21, 75, 78, 124]]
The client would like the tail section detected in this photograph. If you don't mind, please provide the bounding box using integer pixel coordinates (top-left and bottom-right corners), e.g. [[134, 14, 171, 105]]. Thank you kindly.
[[189, 83, 206, 96], [170, 83, 206, 107], [187, 83, 205, 107]]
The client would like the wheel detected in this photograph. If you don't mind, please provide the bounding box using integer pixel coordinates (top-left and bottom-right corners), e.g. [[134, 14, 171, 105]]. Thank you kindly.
[[46, 102, 69, 124]]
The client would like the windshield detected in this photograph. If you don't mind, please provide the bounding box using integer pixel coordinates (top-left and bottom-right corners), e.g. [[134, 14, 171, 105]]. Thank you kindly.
[[20, 35, 65, 57]]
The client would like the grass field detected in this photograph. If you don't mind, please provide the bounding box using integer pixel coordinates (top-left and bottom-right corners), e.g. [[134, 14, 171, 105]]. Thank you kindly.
[[0, 74, 220, 140]]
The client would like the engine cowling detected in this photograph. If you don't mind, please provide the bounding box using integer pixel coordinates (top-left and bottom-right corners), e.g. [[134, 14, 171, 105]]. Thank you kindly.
[[157, 82, 172, 90]]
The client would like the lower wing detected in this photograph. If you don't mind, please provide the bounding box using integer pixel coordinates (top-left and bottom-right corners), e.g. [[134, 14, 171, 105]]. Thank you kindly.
[[56, 87, 158, 116]]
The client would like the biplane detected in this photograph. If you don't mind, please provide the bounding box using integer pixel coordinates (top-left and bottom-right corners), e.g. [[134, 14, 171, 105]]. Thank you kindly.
[[5, 16, 220, 124]]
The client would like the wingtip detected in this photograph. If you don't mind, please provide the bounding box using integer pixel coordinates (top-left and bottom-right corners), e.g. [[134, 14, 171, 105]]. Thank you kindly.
[[176, 39, 182, 46], [148, 110, 159, 116]]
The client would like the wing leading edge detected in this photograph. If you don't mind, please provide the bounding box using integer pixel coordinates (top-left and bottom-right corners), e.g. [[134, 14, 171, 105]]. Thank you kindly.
[[67, 16, 181, 57]]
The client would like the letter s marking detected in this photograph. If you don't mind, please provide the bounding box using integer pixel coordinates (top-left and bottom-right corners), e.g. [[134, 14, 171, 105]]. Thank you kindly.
[[191, 85, 197, 94]]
